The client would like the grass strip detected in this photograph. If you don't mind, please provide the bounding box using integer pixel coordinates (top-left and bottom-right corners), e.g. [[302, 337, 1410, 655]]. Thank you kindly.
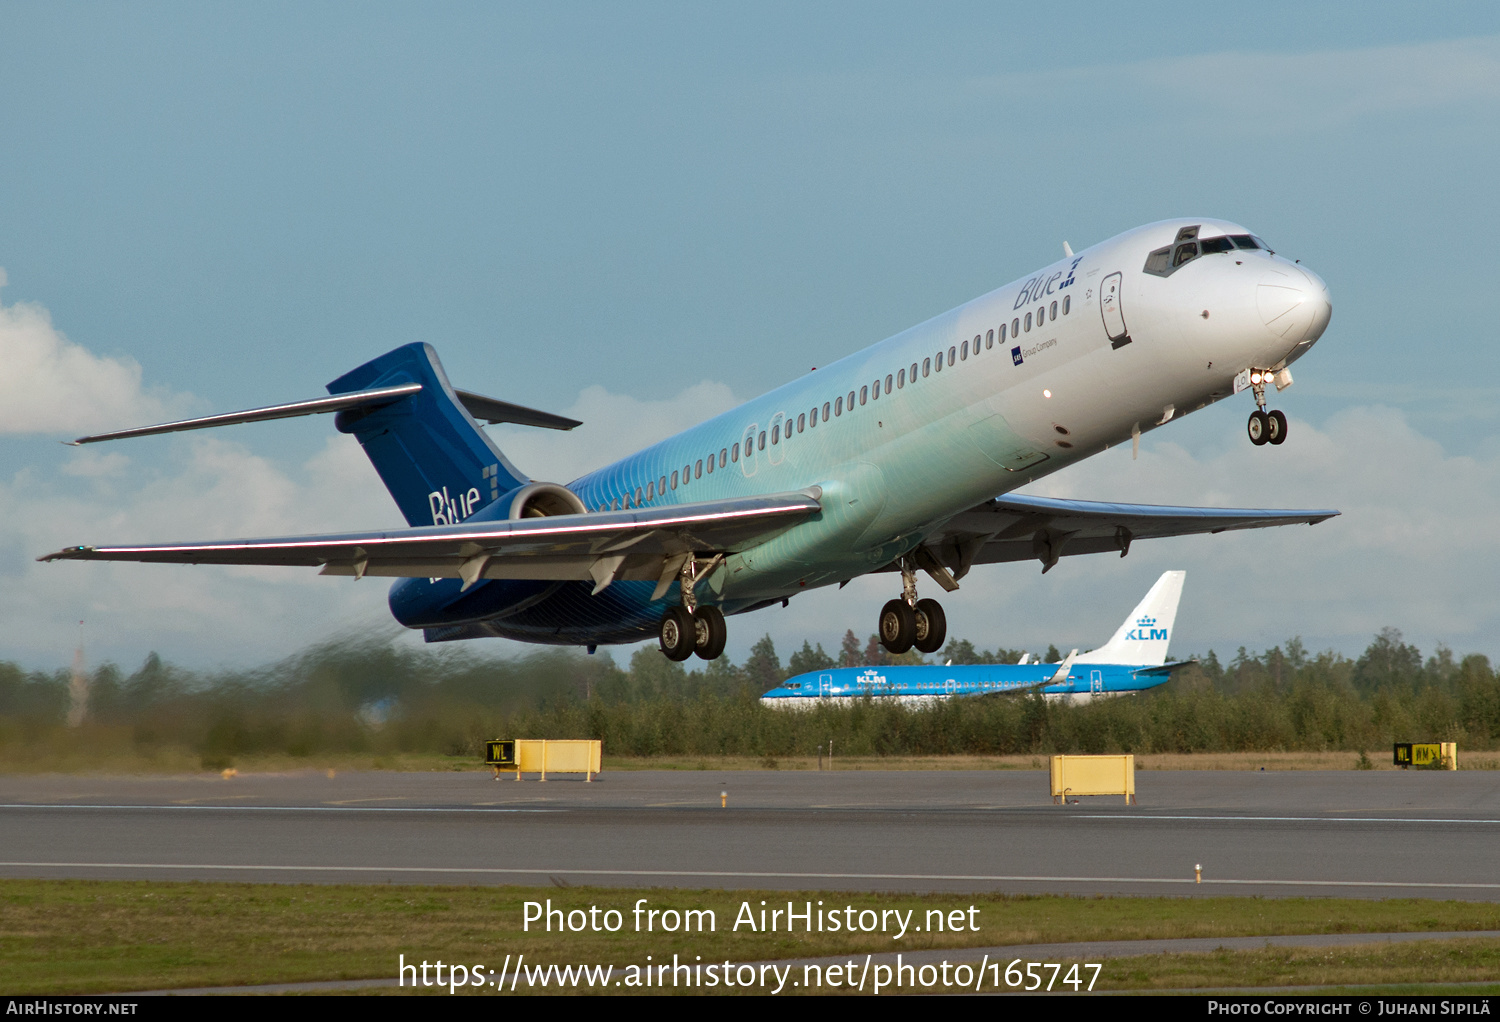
[[5, 880, 1500, 994], [1097, 938, 1500, 992], [9, 749, 1500, 774]]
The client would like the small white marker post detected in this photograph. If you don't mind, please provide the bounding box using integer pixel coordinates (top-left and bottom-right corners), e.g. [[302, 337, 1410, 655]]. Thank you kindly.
[[1195, 864, 1202, 884]]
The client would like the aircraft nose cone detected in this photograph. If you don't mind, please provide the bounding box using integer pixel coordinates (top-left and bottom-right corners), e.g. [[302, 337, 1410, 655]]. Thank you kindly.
[[1256, 266, 1331, 343], [1301, 266, 1333, 343]]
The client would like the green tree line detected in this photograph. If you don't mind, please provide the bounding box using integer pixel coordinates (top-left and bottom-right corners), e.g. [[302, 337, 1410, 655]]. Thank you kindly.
[[1, 626, 1497, 765]]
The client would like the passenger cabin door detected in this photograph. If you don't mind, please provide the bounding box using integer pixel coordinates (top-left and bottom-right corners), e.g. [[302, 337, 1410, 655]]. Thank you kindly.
[[1090, 670, 1104, 695], [945, 677, 956, 695], [818, 674, 832, 696], [1100, 272, 1131, 349]]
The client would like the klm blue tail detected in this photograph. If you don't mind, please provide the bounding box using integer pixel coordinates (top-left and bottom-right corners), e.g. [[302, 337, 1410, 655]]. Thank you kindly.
[[327, 343, 528, 527]]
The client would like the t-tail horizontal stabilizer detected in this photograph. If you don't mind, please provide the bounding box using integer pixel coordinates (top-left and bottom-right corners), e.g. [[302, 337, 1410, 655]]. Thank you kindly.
[[67, 354, 579, 447]]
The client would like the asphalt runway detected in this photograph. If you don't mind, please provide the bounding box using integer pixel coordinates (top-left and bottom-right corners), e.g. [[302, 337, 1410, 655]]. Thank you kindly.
[[3, 769, 1499, 897]]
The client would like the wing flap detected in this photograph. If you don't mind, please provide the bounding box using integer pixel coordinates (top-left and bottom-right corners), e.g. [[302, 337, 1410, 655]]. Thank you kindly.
[[40, 491, 822, 582], [914, 493, 1338, 575]]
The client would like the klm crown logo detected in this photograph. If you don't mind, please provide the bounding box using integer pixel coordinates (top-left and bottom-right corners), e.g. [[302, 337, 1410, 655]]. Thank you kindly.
[[1126, 614, 1167, 642]]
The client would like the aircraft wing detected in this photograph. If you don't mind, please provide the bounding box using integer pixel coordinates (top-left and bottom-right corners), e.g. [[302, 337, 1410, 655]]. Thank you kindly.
[[908, 494, 1339, 581], [1130, 660, 1197, 678], [39, 490, 822, 594]]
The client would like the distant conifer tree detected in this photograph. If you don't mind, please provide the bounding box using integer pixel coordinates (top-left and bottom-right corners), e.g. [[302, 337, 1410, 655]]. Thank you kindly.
[[744, 635, 785, 692], [788, 641, 835, 676], [839, 630, 862, 667]]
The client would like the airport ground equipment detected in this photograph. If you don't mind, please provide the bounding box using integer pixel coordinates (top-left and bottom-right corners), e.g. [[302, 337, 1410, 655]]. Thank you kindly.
[[1393, 742, 1457, 770], [486, 739, 602, 781], [1051, 754, 1136, 804]]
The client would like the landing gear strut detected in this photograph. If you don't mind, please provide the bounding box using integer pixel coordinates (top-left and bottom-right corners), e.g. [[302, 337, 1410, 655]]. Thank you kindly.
[[1245, 370, 1288, 447], [878, 557, 947, 656], [658, 554, 727, 661]]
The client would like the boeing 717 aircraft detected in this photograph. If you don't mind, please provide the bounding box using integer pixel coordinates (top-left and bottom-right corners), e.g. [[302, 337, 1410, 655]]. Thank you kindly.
[[45, 219, 1336, 661], [761, 570, 1188, 707]]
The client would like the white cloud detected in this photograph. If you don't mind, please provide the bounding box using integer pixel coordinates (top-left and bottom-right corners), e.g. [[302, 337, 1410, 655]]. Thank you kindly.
[[2, 434, 400, 667], [0, 293, 187, 435]]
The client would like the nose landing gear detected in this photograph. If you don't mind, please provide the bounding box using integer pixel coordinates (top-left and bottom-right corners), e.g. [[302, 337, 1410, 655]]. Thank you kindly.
[[878, 557, 948, 656], [1243, 369, 1289, 447]]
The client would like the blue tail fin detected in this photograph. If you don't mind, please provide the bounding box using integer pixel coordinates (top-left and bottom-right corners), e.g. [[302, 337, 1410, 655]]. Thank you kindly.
[[327, 343, 529, 527]]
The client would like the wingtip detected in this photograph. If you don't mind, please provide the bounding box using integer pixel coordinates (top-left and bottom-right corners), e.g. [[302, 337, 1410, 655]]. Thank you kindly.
[[38, 545, 93, 562]]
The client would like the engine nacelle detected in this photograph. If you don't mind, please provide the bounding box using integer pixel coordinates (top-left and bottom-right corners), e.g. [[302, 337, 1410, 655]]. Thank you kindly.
[[505, 481, 587, 519], [388, 481, 587, 630]]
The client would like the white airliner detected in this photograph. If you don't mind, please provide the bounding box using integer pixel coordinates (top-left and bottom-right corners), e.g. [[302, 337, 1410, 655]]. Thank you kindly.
[[46, 219, 1336, 661]]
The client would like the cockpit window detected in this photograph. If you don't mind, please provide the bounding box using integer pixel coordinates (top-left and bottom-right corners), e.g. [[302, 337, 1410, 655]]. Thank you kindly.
[[1144, 225, 1268, 276]]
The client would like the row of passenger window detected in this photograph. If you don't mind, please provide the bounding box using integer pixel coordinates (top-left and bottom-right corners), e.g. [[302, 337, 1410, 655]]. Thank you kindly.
[[597, 292, 1075, 510]]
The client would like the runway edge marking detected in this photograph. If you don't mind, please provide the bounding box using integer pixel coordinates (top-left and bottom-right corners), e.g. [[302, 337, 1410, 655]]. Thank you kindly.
[[4, 862, 1500, 890]]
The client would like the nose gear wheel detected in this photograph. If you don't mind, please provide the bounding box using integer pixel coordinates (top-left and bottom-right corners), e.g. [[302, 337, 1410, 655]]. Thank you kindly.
[[1247, 410, 1269, 445], [1266, 409, 1287, 445]]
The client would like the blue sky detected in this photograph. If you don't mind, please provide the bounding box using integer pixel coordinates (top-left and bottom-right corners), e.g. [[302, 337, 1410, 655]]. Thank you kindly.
[[1, 3, 1498, 670]]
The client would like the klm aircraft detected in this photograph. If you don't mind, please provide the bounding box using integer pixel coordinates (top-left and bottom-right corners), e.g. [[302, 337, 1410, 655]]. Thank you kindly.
[[44, 220, 1336, 661], [761, 570, 1188, 707]]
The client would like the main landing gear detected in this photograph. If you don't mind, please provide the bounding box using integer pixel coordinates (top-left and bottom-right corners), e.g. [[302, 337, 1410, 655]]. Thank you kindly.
[[1245, 369, 1288, 447], [659, 604, 726, 662], [658, 554, 727, 662], [878, 557, 948, 656]]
